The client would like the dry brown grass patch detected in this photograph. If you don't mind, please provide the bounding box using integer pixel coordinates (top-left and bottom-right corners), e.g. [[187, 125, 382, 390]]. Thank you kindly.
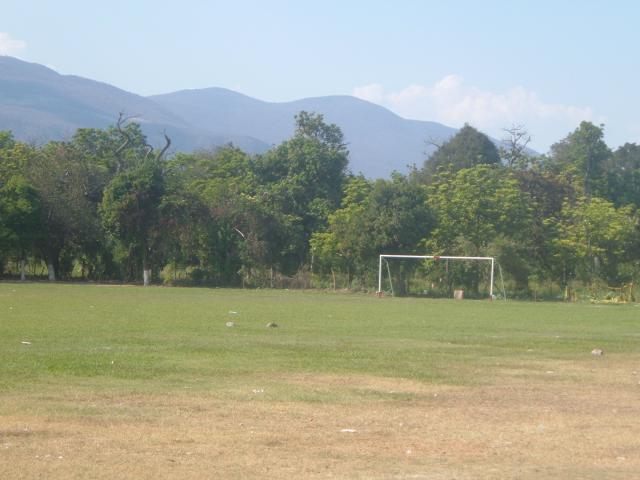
[[2, 362, 640, 479]]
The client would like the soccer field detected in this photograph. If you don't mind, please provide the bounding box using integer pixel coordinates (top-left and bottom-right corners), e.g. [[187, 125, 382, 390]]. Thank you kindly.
[[1, 283, 639, 479]]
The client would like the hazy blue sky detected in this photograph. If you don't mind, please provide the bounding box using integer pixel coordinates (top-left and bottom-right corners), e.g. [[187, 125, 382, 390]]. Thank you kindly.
[[2, 0, 639, 151]]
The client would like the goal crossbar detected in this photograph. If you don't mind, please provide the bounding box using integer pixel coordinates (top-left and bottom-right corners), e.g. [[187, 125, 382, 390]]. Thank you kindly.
[[377, 254, 495, 298]]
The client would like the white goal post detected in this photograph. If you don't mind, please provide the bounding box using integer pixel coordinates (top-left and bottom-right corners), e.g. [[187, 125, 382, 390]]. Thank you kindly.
[[377, 254, 495, 299]]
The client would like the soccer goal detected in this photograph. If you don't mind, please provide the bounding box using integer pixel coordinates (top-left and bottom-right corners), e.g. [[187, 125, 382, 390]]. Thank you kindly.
[[377, 254, 499, 299]]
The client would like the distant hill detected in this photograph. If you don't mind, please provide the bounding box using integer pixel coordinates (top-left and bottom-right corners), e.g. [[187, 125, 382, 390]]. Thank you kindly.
[[150, 88, 458, 177], [0, 56, 462, 177], [0, 56, 268, 154]]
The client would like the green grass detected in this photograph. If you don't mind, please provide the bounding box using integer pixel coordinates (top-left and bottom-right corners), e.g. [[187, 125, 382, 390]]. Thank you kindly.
[[1, 282, 639, 401]]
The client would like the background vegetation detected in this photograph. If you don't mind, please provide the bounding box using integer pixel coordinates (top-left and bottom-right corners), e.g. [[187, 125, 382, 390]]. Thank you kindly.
[[1, 114, 638, 299]]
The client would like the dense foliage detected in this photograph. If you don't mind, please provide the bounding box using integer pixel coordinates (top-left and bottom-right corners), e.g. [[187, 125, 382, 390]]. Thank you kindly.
[[1, 115, 638, 298]]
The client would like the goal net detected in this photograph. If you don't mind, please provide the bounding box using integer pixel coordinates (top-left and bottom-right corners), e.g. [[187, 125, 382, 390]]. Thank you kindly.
[[377, 255, 498, 299]]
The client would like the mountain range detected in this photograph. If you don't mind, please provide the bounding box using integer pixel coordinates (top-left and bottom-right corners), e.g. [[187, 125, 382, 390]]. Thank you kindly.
[[0, 56, 459, 178]]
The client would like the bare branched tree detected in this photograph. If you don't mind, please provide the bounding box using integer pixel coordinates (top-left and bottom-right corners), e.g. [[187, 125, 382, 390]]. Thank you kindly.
[[500, 124, 532, 169], [424, 136, 443, 152], [114, 112, 135, 157], [155, 132, 171, 161], [114, 112, 140, 172], [114, 113, 171, 166]]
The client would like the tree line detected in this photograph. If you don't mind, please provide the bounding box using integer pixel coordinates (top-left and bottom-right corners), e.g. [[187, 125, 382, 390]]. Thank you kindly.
[[1, 112, 638, 298]]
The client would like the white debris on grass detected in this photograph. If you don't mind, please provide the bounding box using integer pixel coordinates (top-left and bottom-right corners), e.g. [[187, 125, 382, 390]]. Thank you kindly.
[[340, 428, 357, 433], [252, 389, 264, 394], [225, 321, 235, 327], [228, 311, 239, 315], [36, 454, 64, 460], [21, 341, 31, 345]]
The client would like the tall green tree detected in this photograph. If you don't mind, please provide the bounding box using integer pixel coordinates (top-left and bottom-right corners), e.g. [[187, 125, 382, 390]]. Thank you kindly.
[[310, 176, 374, 286], [28, 141, 102, 280], [513, 169, 574, 285], [311, 174, 432, 288], [0, 175, 42, 279], [427, 165, 532, 291], [100, 156, 166, 285], [253, 111, 349, 271], [604, 143, 640, 208], [546, 121, 611, 197], [170, 146, 293, 285], [100, 132, 171, 285], [0, 134, 41, 278], [546, 197, 638, 285], [419, 124, 501, 183]]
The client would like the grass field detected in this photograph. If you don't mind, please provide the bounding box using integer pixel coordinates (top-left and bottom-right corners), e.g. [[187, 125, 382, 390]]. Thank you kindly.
[[1, 283, 639, 479]]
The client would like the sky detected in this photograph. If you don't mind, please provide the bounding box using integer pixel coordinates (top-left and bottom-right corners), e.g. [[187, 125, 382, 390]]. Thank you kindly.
[[2, 0, 639, 152]]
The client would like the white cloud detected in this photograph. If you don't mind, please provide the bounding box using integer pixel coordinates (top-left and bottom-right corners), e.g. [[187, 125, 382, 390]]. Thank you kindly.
[[0, 32, 26, 57], [352, 84, 385, 105], [353, 75, 598, 151]]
